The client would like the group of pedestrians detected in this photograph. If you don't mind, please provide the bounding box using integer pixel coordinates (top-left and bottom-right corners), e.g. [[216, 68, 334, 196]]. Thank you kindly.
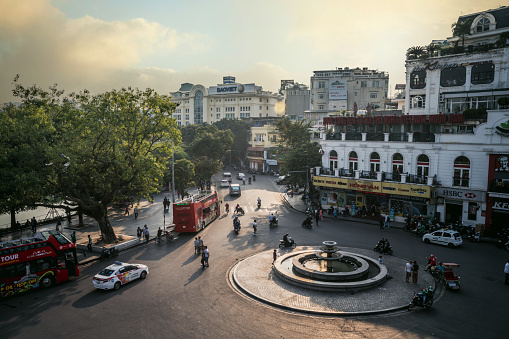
[[137, 225, 150, 243], [405, 260, 420, 283], [193, 236, 209, 268]]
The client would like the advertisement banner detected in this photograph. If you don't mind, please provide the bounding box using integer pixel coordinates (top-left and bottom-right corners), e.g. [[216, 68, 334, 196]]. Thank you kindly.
[[329, 79, 347, 100], [313, 176, 348, 189], [381, 182, 431, 198], [347, 180, 381, 193]]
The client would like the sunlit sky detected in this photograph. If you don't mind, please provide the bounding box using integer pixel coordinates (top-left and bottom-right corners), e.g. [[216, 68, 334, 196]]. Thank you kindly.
[[0, 0, 505, 103]]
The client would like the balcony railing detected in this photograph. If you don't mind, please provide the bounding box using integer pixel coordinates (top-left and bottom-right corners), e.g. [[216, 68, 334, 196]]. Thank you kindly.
[[382, 172, 402, 182], [413, 132, 435, 142], [407, 174, 427, 184], [489, 179, 509, 194], [366, 133, 384, 141], [359, 170, 377, 179], [389, 133, 408, 142], [453, 177, 469, 187], [345, 132, 362, 141]]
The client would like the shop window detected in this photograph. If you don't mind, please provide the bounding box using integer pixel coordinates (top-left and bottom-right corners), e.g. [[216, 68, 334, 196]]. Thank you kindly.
[[410, 70, 426, 89], [392, 153, 404, 174], [349, 151, 358, 172], [440, 66, 466, 87], [370, 152, 380, 173], [468, 202, 477, 221], [417, 154, 429, 178], [453, 156, 470, 187], [471, 63, 495, 85], [329, 150, 338, 170]]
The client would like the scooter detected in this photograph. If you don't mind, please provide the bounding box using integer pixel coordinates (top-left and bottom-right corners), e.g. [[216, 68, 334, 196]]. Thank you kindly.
[[248, 177, 251, 184], [408, 287, 434, 310], [302, 217, 313, 229], [279, 239, 296, 248], [374, 241, 393, 255], [235, 207, 245, 215], [233, 223, 241, 235], [257, 201, 261, 209], [99, 247, 119, 261], [269, 217, 278, 227], [466, 227, 480, 242], [253, 175, 256, 182]]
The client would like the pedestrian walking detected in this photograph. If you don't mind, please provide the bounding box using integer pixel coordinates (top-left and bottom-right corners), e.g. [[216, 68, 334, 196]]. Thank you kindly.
[[144, 225, 150, 243], [204, 246, 209, 267], [253, 220, 257, 235], [201, 249, 206, 268], [384, 214, 390, 230], [412, 260, 419, 283], [194, 237, 200, 254], [315, 213, 320, 226], [157, 227, 163, 243], [87, 235, 93, 252], [71, 231, 76, 245], [134, 206, 139, 219], [137, 227, 142, 240], [333, 208, 338, 220], [505, 260, 509, 285], [272, 249, 277, 265], [379, 215, 385, 231], [319, 209, 323, 221], [66, 207, 72, 225], [405, 261, 412, 283], [31, 217, 37, 233], [125, 205, 129, 216]]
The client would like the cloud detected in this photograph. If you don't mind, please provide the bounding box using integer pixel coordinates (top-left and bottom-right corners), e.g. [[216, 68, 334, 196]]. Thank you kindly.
[[0, 0, 212, 102]]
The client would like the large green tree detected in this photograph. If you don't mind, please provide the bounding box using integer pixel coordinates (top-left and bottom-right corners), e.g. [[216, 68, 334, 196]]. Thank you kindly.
[[7, 81, 181, 242], [214, 119, 249, 165], [172, 159, 195, 198]]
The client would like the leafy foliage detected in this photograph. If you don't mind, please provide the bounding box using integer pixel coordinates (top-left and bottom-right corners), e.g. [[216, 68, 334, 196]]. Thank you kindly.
[[214, 119, 249, 165]]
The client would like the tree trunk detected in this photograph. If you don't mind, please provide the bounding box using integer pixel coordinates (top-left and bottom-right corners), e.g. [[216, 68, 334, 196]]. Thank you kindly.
[[78, 211, 84, 227], [91, 204, 117, 243], [10, 208, 16, 229]]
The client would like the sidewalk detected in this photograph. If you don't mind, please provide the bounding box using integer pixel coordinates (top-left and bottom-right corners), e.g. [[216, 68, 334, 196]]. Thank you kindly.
[[281, 193, 406, 229], [0, 187, 200, 265]]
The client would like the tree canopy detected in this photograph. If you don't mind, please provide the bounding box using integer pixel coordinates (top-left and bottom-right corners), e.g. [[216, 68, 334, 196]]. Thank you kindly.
[[1, 79, 181, 242]]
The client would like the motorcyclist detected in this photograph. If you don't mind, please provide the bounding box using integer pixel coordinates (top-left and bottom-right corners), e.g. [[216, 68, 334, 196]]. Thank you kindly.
[[233, 216, 240, 230], [283, 233, 294, 247], [425, 254, 437, 271], [248, 177, 251, 184], [384, 239, 391, 252], [235, 204, 241, 214], [257, 197, 261, 207], [253, 174, 256, 181], [225, 203, 229, 214], [242, 177, 246, 185], [376, 238, 386, 252], [418, 286, 433, 305], [303, 215, 313, 227], [269, 213, 277, 226]]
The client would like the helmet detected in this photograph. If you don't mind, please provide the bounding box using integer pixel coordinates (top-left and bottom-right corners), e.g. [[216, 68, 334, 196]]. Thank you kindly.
[[430, 254, 434, 257], [439, 261, 443, 265]]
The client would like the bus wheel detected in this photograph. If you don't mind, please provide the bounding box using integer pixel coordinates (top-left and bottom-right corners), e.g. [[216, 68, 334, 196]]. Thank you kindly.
[[40, 276, 54, 288]]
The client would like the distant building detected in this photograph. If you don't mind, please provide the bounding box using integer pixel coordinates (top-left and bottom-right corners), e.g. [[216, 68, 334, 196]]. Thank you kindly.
[[246, 119, 281, 174], [280, 80, 310, 120], [170, 76, 283, 126], [305, 67, 389, 125]]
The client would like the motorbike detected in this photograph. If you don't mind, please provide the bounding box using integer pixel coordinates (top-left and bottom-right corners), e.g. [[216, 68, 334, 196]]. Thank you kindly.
[[327, 207, 334, 216], [253, 175, 256, 181], [340, 208, 350, 217], [374, 241, 393, 255], [257, 200, 261, 209], [235, 207, 245, 215], [99, 246, 119, 261], [408, 286, 434, 310], [279, 238, 296, 248], [302, 217, 313, 229], [269, 217, 278, 227], [466, 227, 480, 242], [248, 177, 251, 184]]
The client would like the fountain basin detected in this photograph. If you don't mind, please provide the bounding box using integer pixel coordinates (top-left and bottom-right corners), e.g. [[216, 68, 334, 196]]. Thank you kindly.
[[292, 253, 369, 281]]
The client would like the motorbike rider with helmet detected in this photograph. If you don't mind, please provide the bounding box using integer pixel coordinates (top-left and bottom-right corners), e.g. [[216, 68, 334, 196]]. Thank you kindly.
[[225, 203, 229, 214], [283, 233, 294, 247], [425, 254, 437, 272], [257, 197, 261, 208]]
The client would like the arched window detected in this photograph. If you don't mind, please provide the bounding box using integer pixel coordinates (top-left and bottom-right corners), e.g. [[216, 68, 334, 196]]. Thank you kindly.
[[370, 152, 380, 173], [453, 156, 470, 187], [411, 96, 425, 108], [476, 18, 490, 32], [329, 150, 338, 170], [349, 151, 358, 172], [417, 154, 429, 178], [392, 153, 404, 174]]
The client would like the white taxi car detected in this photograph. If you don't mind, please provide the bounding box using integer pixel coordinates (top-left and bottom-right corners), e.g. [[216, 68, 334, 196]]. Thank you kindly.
[[422, 229, 463, 248], [220, 179, 230, 187], [93, 261, 149, 290]]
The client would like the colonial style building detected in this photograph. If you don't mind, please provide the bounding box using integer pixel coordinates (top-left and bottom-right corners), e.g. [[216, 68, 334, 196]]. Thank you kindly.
[[170, 76, 283, 126], [246, 119, 281, 174], [315, 6, 509, 235]]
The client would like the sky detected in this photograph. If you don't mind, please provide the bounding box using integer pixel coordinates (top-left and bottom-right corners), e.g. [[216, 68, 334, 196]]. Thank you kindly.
[[0, 0, 506, 104]]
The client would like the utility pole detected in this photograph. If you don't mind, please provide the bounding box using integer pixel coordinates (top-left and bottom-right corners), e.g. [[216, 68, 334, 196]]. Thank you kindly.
[[171, 143, 176, 203]]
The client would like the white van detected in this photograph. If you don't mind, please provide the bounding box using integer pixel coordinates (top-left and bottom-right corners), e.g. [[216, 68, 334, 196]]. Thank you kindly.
[[223, 172, 232, 183]]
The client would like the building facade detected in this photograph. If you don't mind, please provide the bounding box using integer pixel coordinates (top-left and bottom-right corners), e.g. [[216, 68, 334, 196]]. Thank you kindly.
[[246, 121, 281, 174], [280, 80, 310, 120], [170, 76, 284, 126], [315, 7, 509, 235]]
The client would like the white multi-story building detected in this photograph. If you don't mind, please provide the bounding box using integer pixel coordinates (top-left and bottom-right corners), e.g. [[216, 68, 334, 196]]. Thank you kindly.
[[315, 6, 509, 236], [170, 76, 283, 126], [305, 67, 389, 125]]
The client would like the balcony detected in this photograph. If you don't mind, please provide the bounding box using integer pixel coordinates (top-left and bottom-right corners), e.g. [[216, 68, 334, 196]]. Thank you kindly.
[[382, 172, 402, 182], [345, 132, 362, 141], [452, 177, 469, 188], [489, 179, 509, 194], [359, 170, 377, 180], [413, 132, 435, 142], [407, 174, 427, 184]]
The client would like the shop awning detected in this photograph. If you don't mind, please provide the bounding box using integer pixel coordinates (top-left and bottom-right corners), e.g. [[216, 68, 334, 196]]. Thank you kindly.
[[248, 147, 264, 151]]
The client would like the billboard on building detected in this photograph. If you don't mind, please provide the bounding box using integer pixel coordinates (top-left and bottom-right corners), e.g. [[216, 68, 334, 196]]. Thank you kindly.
[[208, 83, 256, 95], [329, 79, 347, 100]]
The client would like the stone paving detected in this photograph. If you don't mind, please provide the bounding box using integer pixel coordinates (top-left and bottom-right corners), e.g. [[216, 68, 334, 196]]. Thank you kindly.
[[231, 246, 437, 315]]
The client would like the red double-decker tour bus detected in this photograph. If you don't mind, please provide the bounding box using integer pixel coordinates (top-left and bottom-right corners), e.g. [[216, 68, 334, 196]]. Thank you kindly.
[[0, 231, 79, 298], [173, 190, 220, 232]]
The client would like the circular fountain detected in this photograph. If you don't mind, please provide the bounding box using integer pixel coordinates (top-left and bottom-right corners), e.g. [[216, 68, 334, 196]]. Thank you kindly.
[[273, 241, 388, 292]]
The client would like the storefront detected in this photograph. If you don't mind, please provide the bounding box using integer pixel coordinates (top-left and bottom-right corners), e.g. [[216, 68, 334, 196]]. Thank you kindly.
[[486, 154, 509, 234], [435, 187, 486, 226], [314, 176, 433, 222], [265, 159, 279, 174]]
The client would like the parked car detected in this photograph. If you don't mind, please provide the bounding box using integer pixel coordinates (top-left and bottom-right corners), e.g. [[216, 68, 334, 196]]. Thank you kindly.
[[93, 261, 149, 291], [236, 173, 246, 180], [229, 184, 242, 196], [220, 179, 230, 187], [275, 175, 287, 184], [422, 229, 463, 248]]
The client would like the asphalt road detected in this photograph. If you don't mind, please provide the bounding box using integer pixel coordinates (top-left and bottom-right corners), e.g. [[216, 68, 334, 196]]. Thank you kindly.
[[1, 172, 508, 339]]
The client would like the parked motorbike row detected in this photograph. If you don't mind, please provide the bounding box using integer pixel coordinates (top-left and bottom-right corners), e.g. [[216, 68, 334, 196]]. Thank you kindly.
[[496, 228, 509, 250], [100, 247, 119, 261], [405, 216, 481, 242]]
